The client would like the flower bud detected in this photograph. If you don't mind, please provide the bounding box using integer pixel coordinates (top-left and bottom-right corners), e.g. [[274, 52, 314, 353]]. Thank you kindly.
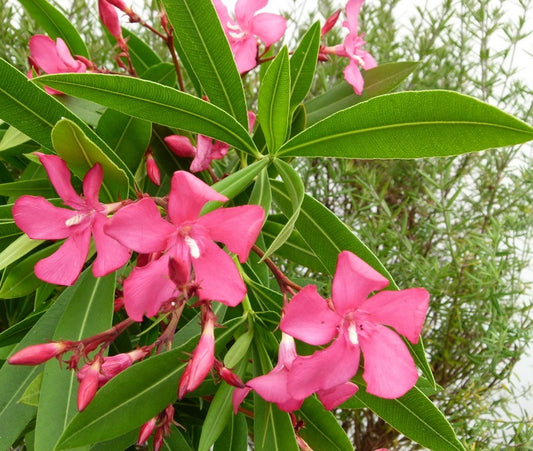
[[214, 361, 245, 388], [321, 9, 341, 36], [146, 153, 161, 186], [8, 341, 70, 366], [296, 434, 313, 451], [137, 417, 157, 445], [98, 0, 123, 39], [77, 359, 101, 411], [164, 135, 196, 158], [106, 0, 130, 13], [153, 428, 164, 451]]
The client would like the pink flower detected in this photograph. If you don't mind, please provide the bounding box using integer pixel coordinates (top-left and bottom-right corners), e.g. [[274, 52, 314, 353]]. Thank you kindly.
[[178, 308, 216, 398], [104, 171, 264, 321], [28, 35, 87, 94], [12, 154, 130, 286], [98, 0, 124, 40], [281, 251, 429, 399], [213, 0, 287, 73], [164, 112, 255, 173], [232, 333, 358, 412], [77, 359, 101, 411], [321, 0, 377, 94]]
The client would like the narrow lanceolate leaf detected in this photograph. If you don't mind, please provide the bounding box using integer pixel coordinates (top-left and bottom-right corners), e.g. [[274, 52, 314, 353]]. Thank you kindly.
[[213, 413, 248, 451], [0, 126, 30, 153], [0, 289, 72, 451], [52, 119, 129, 201], [289, 22, 321, 110], [0, 234, 43, 271], [17, 0, 89, 57], [259, 47, 291, 154], [305, 62, 418, 125], [263, 160, 304, 260], [122, 28, 162, 75], [249, 167, 272, 218], [271, 181, 396, 284], [38, 73, 258, 156], [354, 379, 465, 451], [34, 269, 116, 451], [298, 397, 353, 451], [280, 91, 533, 158], [141, 63, 178, 87], [161, 0, 249, 127], [0, 59, 134, 184], [0, 179, 56, 198]]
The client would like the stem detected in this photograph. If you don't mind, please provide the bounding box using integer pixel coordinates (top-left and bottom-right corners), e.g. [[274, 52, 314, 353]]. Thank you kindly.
[[252, 245, 303, 294]]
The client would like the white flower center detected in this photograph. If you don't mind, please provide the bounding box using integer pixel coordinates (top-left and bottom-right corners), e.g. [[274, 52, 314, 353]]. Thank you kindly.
[[65, 213, 87, 227], [347, 322, 359, 345], [226, 21, 246, 39], [185, 236, 200, 259]]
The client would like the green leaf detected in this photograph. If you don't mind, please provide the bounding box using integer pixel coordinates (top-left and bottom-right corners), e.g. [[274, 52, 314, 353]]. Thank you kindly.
[[213, 412, 248, 451], [354, 378, 465, 451], [0, 280, 72, 450], [271, 181, 396, 284], [38, 73, 258, 156], [0, 126, 30, 152], [52, 118, 129, 201], [224, 329, 254, 368], [142, 62, 178, 87], [259, 47, 291, 154], [202, 158, 270, 214], [19, 372, 43, 407], [248, 167, 272, 218], [34, 269, 116, 451], [281, 91, 533, 158], [298, 397, 353, 451], [289, 22, 321, 110], [0, 234, 44, 271], [161, 0, 249, 127], [17, 0, 89, 57], [96, 109, 152, 174], [0, 311, 44, 349], [263, 159, 304, 260], [0, 179, 56, 197], [123, 28, 162, 75], [306, 62, 418, 125]]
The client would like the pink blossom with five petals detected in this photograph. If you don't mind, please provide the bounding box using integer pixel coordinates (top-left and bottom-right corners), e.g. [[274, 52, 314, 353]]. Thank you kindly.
[[12, 154, 130, 286], [212, 0, 287, 73], [281, 251, 429, 400], [104, 170, 265, 321]]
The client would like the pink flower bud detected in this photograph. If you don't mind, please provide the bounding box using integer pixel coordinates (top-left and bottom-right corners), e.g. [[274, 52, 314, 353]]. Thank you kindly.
[[8, 341, 70, 365], [137, 417, 157, 445], [106, 0, 130, 13], [168, 257, 189, 287], [164, 135, 196, 158], [98, 0, 123, 39], [214, 361, 245, 388], [153, 428, 164, 451], [321, 9, 341, 36], [296, 435, 313, 451], [146, 153, 161, 186], [77, 359, 101, 411], [178, 313, 215, 399]]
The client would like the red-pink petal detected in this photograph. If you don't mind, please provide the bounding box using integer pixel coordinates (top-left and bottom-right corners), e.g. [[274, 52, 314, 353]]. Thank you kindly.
[[232, 386, 252, 413], [344, 0, 364, 32], [360, 288, 429, 344], [331, 251, 389, 315], [29, 35, 64, 74], [287, 335, 360, 399], [104, 198, 175, 254], [98, 0, 122, 39], [167, 171, 227, 225], [123, 255, 176, 321], [13, 196, 73, 240], [189, 135, 214, 173], [164, 135, 196, 158], [55, 37, 85, 71], [232, 36, 259, 73], [38, 154, 83, 209], [91, 213, 131, 276], [343, 61, 365, 95], [197, 205, 264, 262], [280, 285, 339, 346], [358, 323, 418, 399], [34, 228, 91, 286], [82, 164, 104, 210], [317, 382, 358, 410], [248, 367, 304, 412], [250, 13, 287, 46], [235, 0, 267, 30], [192, 240, 246, 306]]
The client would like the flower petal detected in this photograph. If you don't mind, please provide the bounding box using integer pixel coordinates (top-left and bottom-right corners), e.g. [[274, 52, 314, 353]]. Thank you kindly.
[[192, 240, 246, 306], [248, 367, 304, 412], [232, 37, 259, 73], [38, 154, 83, 209], [164, 135, 196, 158], [123, 255, 176, 321], [34, 228, 91, 285], [55, 37, 85, 71], [82, 164, 104, 210], [360, 288, 429, 343], [235, 0, 267, 30], [197, 205, 264, 262], [358, 323, 418, 399], [280, 285, 339, 346], [29, 35, 65, 74], [91, 213, 131, 277], [317, 382, 358, 410], [13, 196, 73, 240], [331, 251, 389, 315], [168, 171, 227, 225], [232, 386, 252, 414], [189, 135, 214, 173], [343, 60, 365, 95], [250, 13, 287, 46], [287, 335, 360, 399], [104, 198, 175, 254], [344, 0, 364, 32]]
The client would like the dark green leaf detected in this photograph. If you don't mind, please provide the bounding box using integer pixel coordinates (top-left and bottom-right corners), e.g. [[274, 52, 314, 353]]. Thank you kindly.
[[142, 62, 178, 87], [289, 22, 321, 110], [161, 0, 249, 127], [213, 412, 248, 451], [123, 28, 162, 75], [38, 73, 258, 156], [280, 91, 533, 158], [0, 179, 55, 198]]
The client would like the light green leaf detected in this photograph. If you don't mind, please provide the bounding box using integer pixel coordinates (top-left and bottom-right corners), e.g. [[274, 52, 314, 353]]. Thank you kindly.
[[38, 73, 258, 156], [263, 159, 304, 260], [280, 91, 533, 158], [248, 167, 272, 218], [289, 22, 321, 110], [0, 234, 44, 271], [17, 0, 89, 57], [306, 62, 418, 125], [123, 28, 162, 75], [213, 412, 248, 451], [35, 269, 116, 451], [52, 118, 129, 201], [0, 179, 56, 198], [19, 372, 43, 407], [259, 47, 291, 154], [0, 126, 30, 152], [161, 0, 249, 127], [224, 329, 254, 368], [141, 62, 178, 87]]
